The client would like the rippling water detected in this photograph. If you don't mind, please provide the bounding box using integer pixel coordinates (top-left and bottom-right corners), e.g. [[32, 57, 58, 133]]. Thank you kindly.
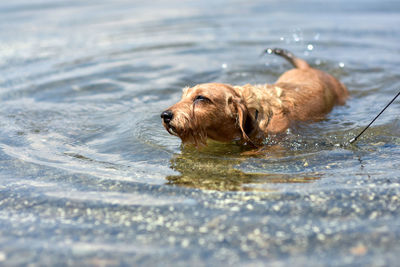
[[1, 0, 400, 265]]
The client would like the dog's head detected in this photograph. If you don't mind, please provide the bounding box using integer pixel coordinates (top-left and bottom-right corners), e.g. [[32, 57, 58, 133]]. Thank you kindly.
[[161, 83, 258, 147]]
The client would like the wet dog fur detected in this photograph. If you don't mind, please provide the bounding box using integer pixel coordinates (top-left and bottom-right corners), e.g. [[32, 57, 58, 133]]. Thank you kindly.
[[161, 48, 348, 147]]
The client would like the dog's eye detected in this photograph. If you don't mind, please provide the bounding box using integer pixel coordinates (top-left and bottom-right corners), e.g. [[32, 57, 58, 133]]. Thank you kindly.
[[194, 95, 210, 103]]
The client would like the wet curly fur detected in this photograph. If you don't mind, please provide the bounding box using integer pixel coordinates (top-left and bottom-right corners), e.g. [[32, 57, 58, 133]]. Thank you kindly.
[[161, 48, 348, 147]]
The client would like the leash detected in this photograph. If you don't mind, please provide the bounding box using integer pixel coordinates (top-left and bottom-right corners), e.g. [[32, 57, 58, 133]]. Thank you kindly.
[[348, 90, 400, 145]]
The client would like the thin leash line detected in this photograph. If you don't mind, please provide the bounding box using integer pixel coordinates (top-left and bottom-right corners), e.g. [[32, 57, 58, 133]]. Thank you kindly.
[[349, 90, 400, 144]]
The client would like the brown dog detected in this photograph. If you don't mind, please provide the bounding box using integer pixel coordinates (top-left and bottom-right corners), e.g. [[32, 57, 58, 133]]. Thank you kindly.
[[161, 48, 348, 147]]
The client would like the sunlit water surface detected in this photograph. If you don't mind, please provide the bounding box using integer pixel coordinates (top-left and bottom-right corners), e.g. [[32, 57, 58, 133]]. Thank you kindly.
[[1, 0, 400, 265]]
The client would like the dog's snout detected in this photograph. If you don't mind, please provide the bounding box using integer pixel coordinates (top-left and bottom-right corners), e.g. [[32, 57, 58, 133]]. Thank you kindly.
[[161, 110, 173, 123]]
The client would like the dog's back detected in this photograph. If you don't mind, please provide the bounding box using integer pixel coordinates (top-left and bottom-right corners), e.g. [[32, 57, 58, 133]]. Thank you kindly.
[[269, 48, 348, 122]]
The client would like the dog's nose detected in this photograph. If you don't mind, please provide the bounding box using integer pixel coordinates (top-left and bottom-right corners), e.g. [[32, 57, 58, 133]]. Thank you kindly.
[[161, 110, 173, 123]]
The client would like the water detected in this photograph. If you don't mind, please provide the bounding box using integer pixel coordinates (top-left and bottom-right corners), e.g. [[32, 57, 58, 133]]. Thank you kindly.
[[1, 0, 400, 265]]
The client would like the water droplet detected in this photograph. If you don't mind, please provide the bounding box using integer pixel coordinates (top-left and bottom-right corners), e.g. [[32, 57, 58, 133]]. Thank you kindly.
[[307, 44, 314, 51], [0, 252, 6, 262], [221, 63, 227, 69], [314, 33, 320, 41], [339, 62, 345, 68], [280, 37, 285, 41], [181, 239, 190, 248]]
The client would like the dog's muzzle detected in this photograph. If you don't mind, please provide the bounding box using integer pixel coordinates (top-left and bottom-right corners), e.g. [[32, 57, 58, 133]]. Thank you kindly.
[[161, 110, 177, 135], [161, 110, 173, 123]]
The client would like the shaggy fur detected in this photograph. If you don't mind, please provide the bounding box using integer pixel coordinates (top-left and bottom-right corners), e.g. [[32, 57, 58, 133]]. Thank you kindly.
[[161, 48, 348, 147]]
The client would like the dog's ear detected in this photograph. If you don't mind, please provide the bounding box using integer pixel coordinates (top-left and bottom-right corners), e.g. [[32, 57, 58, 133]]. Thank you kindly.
[[229, 96, 253, 143]]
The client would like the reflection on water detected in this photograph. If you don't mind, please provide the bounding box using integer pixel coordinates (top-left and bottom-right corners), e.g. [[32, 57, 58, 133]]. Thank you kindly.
[[167, 144, 321, 191]]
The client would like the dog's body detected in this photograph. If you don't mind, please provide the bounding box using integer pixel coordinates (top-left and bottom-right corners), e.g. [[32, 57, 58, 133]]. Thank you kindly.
[[161, 48, 348, 147]]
